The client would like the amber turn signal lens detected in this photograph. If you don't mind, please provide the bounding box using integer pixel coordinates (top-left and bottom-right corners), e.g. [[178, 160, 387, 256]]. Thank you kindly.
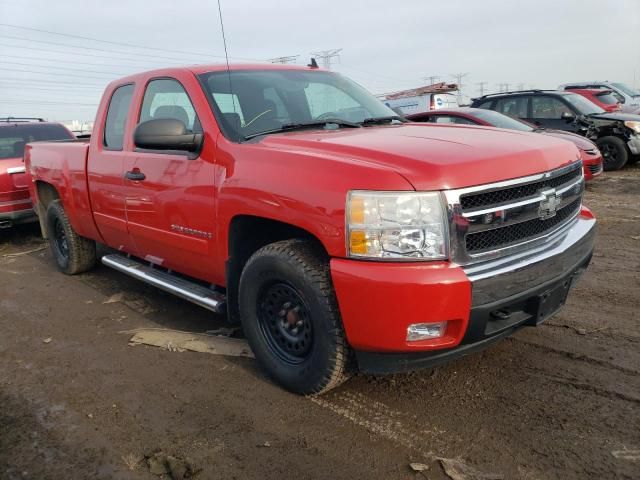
[[349, 196, 365, 224], [349, 230, 368, 255]]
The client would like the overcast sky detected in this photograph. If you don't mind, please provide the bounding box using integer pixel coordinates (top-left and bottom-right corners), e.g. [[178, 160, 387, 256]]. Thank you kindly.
[[1, 0, 638, 122]]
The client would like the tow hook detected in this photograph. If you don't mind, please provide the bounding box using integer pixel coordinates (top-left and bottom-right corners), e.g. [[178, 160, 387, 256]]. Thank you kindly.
[[490, 309, 511, 320]]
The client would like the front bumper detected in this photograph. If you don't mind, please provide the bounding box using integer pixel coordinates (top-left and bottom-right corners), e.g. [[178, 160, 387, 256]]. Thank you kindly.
[[331, 212, 596, 374], [628, 134, 640, 155]]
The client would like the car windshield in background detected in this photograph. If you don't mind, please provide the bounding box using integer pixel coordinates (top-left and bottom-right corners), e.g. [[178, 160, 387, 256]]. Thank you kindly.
[[611, 82, 640, 98], [0, 124, 73, 160], [198, 69, 399, 141], [563, 93, 605, 115], [471, 109, 533, 132]]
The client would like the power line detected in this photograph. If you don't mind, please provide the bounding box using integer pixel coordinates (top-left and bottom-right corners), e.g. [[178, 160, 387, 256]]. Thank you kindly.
[[310, 49, 342, 69], [0, 77, 106, 87], [269, 55, 299, 64], [0, 100, 98, 106], [0, 34, 215, 63], [0, 23, 264, 62], [0, 60, 128, 77], [0, 53, 179, 70], [0, 67, 116, 81]]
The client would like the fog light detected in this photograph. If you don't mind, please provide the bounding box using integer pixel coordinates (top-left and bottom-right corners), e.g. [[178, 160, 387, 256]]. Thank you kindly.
[[406, 322, 447, 341]]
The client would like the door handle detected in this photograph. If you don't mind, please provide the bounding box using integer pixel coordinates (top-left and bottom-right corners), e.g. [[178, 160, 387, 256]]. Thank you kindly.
[[125, 169, 146, 181]]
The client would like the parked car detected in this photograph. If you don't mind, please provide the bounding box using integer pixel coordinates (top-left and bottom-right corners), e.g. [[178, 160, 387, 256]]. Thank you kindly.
[[26, 64, 595, 394], [559, 81, 640, 113], [406, 108, 603, 181], [0, 117, 75, 228], [471, 90, 640, 170], [563, 89, 621, 112]]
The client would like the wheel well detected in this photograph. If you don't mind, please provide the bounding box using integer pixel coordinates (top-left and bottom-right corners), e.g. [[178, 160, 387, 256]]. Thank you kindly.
[[225, 215, 327, 324], [35, 182, 60, 238]]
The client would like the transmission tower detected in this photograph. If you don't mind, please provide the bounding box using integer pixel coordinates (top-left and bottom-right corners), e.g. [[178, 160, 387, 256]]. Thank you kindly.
[[450, 72, 469, 102], [423, 75, 440, 86], [498, 83, 511, 93], [476, 81, 488, 96], [516, 83, 525, 91], [268, 55, 299, 64], [310, 48, 343, 69]]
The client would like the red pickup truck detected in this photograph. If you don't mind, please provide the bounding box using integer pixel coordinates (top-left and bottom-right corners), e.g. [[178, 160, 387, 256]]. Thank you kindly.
[[26, 64, 596, 394]]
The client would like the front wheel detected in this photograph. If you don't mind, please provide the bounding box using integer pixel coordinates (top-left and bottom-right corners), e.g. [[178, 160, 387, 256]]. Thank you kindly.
[[596, 136, 629, 171], [239, 239, 350, 395], [46, 200, 96, 275]]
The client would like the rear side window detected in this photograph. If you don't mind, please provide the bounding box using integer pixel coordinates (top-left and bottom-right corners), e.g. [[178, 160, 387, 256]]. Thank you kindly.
[[495, 97, 528, 118], [595, 92, 619, 105], [0, 124, 74, 160], [104, 84, 134, 150], [531, 96, 572, 119], [139, 78, 201, 132]]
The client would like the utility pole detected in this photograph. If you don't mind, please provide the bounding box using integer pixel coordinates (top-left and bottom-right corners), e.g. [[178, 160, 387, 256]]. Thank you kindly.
[[476, 81, 488, 96], [516, 83, 525, 91], [498, 83, 510, 93], [268, 55, 299, 64], [450, 72, 469, 102], [423, 75, 440, 86], [310, 48, 343, 69]]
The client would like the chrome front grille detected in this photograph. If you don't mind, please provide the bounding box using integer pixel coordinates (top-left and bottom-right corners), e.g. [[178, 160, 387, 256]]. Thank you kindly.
[[444, 161, 585, 265]]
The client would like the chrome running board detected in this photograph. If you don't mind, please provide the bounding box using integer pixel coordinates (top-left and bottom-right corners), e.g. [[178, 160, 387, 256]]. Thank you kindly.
[[101, 254, 226, 314]]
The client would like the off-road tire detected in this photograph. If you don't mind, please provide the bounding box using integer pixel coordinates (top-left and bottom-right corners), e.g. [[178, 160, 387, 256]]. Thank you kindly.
[[596, 136, 628, 171], [46, 200, 96, 275], [239, 239, 351, 395]]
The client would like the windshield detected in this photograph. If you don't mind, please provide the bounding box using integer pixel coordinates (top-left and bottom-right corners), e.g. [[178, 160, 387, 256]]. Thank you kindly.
[[198, 69, 398, 141], [563, 93, 605, 115], [471, 109, 533, 132], [0, 123, 73, 160], [611, 82, 640, 97]]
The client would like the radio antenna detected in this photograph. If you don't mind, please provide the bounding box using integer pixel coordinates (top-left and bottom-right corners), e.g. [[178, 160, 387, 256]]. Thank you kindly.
[[216, 0, 240, 141]]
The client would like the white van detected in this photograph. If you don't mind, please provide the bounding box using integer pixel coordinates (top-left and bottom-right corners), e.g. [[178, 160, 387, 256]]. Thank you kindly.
[[383, 92, 459, 116]]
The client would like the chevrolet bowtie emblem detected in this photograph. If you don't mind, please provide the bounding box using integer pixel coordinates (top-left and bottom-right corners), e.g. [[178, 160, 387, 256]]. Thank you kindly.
[[538, 188, 560, 220]]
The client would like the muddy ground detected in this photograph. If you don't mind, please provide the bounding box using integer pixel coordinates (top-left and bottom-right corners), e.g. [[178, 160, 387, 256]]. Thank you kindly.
[[1, 166, 639, 480]]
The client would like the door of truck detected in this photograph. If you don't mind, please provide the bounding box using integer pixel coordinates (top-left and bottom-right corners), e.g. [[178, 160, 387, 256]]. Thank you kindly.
[[122, 77, 218, 282], [87, 83, 139, 252], [527, 95, 580, 133]]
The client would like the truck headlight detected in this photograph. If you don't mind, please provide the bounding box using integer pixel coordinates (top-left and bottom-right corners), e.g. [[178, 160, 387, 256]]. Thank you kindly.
[[624, 121, 640, 133], [347, 191, 448, 260]]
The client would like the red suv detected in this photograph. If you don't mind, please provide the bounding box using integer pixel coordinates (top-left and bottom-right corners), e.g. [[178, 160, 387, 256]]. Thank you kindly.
[[565, 88, 621, 112], [1, 118, 75, 228]]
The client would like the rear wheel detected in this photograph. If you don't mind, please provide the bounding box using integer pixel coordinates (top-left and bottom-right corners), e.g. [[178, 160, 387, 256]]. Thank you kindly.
[[46, 200, 96, 275], [239, 239, 350, 395], [596, 136, 628, 170]]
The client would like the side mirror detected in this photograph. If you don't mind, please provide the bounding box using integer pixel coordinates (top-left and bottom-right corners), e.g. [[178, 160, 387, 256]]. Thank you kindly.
[[561, 111, 576, 121], [133, 118, 203, 153]]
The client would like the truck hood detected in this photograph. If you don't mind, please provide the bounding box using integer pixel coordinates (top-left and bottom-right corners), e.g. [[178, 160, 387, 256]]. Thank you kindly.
[[257, 124, 580, 190]]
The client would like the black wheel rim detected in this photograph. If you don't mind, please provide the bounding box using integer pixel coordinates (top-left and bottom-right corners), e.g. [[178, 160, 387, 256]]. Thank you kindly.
[[52, 218, 69, 260], [601, 143, 617, 167], [257, 282, 313, 365]]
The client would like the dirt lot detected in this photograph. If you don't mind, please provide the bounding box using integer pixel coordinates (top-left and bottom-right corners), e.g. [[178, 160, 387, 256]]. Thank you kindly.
[[1, 166, 639, 480]]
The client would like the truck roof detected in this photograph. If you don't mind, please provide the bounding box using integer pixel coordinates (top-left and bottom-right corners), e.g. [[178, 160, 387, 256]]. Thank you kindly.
[[107, 63, 325, 87]]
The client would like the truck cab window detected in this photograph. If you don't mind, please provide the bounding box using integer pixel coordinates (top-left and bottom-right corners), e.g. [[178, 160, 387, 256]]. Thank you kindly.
[[104, 84, 134, 150], [140, 79, 201, 133]]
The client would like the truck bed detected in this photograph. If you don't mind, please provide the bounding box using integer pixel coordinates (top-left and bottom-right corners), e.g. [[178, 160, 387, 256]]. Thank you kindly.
[[25, 140, 100, 240]]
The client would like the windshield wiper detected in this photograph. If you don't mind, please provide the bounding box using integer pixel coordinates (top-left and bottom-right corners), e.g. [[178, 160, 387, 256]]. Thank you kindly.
[[361, 115, 406, 125], [243, 119, 361, 140]]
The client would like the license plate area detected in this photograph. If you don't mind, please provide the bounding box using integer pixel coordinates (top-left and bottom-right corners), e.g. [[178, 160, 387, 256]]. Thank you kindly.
[[532, 277, 573, 324]]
